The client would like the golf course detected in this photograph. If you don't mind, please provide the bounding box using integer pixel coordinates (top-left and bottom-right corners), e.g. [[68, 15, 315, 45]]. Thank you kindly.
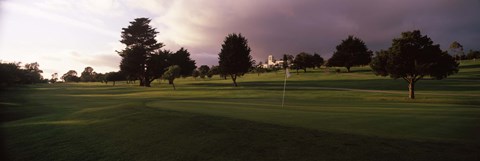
[[1, 60, 479, 161]]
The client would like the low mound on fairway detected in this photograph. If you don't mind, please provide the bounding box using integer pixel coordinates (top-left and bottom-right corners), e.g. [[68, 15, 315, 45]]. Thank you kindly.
[[1, 60, 480, 161]]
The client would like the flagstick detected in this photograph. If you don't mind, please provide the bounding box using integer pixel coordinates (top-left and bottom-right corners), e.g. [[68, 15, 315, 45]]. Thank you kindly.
[[282, 69, 287, 108]]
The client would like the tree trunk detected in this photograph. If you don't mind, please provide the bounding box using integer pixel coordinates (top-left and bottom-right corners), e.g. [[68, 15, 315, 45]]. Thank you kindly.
[[113, 81, 115, 86], [303, 68, 307, 73], [346, 67, 351, 72], [408, 82, 415, 99], [231, 74, 238, 87], [172, 83, 176, 90], [144, 79, 152, 87]]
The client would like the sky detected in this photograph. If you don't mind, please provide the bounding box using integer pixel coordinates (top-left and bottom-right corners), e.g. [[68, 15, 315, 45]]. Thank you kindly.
[[1, 0, 479, 79]]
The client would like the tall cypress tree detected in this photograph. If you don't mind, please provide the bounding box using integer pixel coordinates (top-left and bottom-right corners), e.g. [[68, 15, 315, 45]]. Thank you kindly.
[[118, 17, 163, 87]]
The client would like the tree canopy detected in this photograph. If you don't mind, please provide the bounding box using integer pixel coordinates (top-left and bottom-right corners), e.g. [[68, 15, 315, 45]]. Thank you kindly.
[[170, 48, 196, 77], [105, 71, 125, 86], [118, 17, 164, 87], [327, 36, 372, 72], [162, 65, 181, 90], [208, 65, 220, 78], [370, 30, 459, 99], [62, 70, 80, 82], [23, 62, 44, 84], [293, 52, 314, 73], [198, 65, 210, 79], [0, 62, 46, 86], [218, 33, 254, 86], [80, 66, 96, 82], [449, 41, 465, 60], [312, 53, 324, 68], [466, 50, 480, 60], [192, 70, 200, 79]]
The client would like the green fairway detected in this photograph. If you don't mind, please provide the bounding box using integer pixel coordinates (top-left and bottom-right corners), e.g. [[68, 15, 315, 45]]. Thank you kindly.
[[2, 60, 480, 161]]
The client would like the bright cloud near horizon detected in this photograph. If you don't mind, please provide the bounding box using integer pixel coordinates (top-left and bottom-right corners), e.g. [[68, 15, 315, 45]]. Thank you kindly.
[[1, 0, 479, 78]]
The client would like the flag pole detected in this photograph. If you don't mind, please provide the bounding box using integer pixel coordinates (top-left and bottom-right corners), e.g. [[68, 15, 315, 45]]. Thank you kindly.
[[282, 68, 287, 108]]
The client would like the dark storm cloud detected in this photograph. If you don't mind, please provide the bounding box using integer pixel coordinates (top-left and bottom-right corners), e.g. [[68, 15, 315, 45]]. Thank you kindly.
[[176, 0, 480, 64]]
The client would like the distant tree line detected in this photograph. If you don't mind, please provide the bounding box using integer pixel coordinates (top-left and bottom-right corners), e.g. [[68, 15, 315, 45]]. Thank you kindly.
[[0, 61, 46, 87], [191, 65, 222, 80]]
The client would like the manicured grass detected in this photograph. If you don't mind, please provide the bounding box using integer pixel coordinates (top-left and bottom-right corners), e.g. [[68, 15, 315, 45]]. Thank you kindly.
[[1, 60, 480, 161]]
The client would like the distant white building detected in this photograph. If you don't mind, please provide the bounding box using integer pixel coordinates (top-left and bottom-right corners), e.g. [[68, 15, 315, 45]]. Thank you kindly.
[[262, 55, 284, 68]]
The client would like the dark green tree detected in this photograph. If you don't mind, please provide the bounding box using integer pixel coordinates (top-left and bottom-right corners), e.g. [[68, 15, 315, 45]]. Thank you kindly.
[[162, 65, 181, 90], [293, 52, 313, 73], [49, 73, 58, 83], [95, 73, 106, 83], [62, 70, 80, 82], [118, 17, 164, 87], [146, 50, 170, 84], [466, 50, 480, 60], [253, 62, 266, 76], [312, 53, 324, 68], [169, 48, 196, 77], [105, 71, 125, 86], [0, 61, 46, 86], [0, 62, 21, 86], [218, 33, 254, 86], [208, 65, 220, 78], [327, 36, 372, 72], [80, 66, 95, 82], [370, 30, 459, 99], [198, 65, 210, 79], [192, 70, 200, 80], [449, 41, 465, 60], [23, 62, 43, 84], [282, 55, 289, 69]]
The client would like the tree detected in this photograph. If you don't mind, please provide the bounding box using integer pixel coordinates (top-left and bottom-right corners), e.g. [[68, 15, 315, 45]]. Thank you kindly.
[[466, 50, 480, 60], [62, 70, 80, 82], [449, 41, 465, 60], [370, 30, 459, 99], [208, 65, 220, 78], [192, 70, 200, 80], [327, 36, 372, 72], [105, 71, 125, 86], [218, 33, 254, 86], [253, 62, 266, 76], [23, 62, 43, 84], [146, 50, 170, 84], [198, 65, 210, 79], [282, 55, 289, 69], [0, 61, 47, 86], [118, 17, 164, 87], [162, 65, 181, 90], [95, 73, 106, 83], [0, 62, 22, 86], [80, 66, 96, 82], [312, 53, 324, 68], [293, 52, 313, 73], [169, 48, 196, 77], [49, 73, 58, 83]]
